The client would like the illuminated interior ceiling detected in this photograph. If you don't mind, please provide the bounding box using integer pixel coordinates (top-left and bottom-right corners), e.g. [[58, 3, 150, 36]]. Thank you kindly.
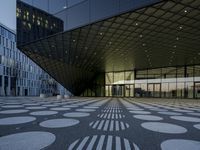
[[19, 0, 200, 94]]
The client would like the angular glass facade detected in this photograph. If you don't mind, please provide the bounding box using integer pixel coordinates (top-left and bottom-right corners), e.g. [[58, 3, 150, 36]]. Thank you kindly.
[[103, 65, 200, 99]]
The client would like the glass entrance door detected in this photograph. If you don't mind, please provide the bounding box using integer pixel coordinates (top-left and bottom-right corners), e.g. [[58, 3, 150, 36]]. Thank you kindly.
[[148, 83, 161, 98], [195, 82, 200, 98], [112, 85, 124, 97]]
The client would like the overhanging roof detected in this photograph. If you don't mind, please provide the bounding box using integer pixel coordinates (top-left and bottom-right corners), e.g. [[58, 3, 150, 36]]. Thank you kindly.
[[18, 0, 200, 94]]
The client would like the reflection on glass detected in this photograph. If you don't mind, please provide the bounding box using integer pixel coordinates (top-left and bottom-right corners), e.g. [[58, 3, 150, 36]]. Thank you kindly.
[[130, 85, 134, 97], [105, 72, 113, 84], [113, 72, 124, 84], [177, 82, 184, 98], [125, 85, 130, 97]]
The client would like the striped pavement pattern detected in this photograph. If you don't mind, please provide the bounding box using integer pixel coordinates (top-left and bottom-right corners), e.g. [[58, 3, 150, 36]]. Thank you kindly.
[[68, 135, 140, 150], [97, 113, 125, 119], [89, 120, 129, 131]]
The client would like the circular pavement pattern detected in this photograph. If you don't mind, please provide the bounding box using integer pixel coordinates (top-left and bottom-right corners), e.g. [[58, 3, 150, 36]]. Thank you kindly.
[[50, 107, 71, 111], [194, 124, 200, 130], [127, 108, 144, 111], [1, 105, 24, 108], [89, 120, 129, 131], [63, 112, 90, 117], [23, 103, 39, 106], [158, 111, 182, 116], [62, 105, 77, 108], [161, 139, 200, 150], [129, 110, 151, 114], [42, 104, 59, 107], [68, 135, 140, 150], [141, 122, 187, 134], [187, 112, 200, 116], [30, 111, 58, 116], [76, 108, 96, 112], [133, 115, 163, 121], [0, 116, 36, 125], [170, 116, 200, 122], [173, 109, 194, 113], [84, 106, 99, 109], [0, 109, 29, 114], [26, 106, 47, 110], [0, 131, 55, 150], [40, 118, 79, 128]]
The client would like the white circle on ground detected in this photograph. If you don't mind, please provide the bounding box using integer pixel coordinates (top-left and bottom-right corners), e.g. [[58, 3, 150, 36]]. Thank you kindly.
[[161, 139, 200, 150], [40, 118, 79, 128], [68, 135, 140, 150], [84, 106, 99, 109], [62, 105, 77, 108], [26, 106, 47, 110], [127, 108, 144, 111], [173, 109, 194, 113], [76, 109, 96, 112], [170, 116, 200, 122], [149, 108, 168, 112], [2, 105, 24, 108], [50, 107, 71, 111], [0, 131, 55, 150], [0, 116, 36, 125], [194, 124, 200, 130], [23, 103, 39, 106], [141, 122, 187, 134], [133, 115, 163, 121], [30, 111, 58, 116], [158, 111, 182, 116], [0, 109, 29, 114], [42, 104, 59, 107], [129, 110, 151, 114], [63, 112, 90, 117], [187, 112, 200, 116]]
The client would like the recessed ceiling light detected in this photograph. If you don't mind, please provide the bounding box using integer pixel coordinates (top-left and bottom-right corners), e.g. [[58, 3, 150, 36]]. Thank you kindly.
[[179, 26, 183, 30], [184, 10, 188, 13], [63, 6, 67, 9], [135, 22, 138, 26]]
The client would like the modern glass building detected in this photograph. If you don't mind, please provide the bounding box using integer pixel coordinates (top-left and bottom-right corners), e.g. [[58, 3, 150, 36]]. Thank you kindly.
[[16, 0, 200, 98], [0, 23, 68, 96]]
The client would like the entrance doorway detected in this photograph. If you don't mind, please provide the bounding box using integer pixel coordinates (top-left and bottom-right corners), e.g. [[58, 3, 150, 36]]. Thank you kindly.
[[112, 85, 124, 97], [194, 82, 200, 98], [25, 89, 28, 96], [148, 83, 161, 98]]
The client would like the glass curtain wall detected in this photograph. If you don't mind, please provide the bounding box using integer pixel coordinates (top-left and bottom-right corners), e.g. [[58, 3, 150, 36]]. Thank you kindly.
[[104, 65, 200, 99]]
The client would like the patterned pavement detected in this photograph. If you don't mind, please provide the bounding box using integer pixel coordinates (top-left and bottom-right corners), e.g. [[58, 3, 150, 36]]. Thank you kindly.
[[0, 97, 200, 150]]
